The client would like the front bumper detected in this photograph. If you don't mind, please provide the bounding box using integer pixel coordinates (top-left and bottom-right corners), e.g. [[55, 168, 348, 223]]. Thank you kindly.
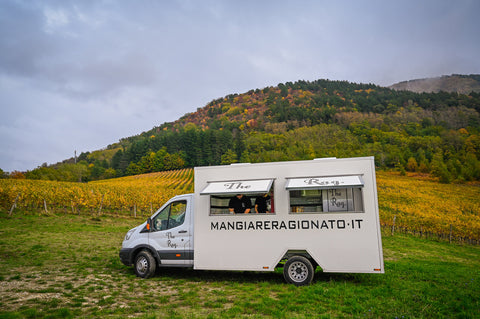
[[119, 248, 133, 266]]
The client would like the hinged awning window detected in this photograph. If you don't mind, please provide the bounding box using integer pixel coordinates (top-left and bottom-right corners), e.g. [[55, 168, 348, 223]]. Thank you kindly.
[[200, 179, 274, 195], [285, 175, 364, 190]]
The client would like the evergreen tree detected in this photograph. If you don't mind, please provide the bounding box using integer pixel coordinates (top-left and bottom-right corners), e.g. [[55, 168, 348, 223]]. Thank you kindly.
[[431, 150, 451, 183], [221, 149, 238, 165]]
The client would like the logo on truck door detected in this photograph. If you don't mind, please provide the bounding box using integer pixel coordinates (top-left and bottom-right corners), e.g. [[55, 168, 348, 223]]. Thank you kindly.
[[166, 232, 177, 248]]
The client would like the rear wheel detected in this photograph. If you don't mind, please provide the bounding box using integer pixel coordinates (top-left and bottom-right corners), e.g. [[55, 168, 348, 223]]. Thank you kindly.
[[283, 256, 314, 286], [134, 250, 156, 278]]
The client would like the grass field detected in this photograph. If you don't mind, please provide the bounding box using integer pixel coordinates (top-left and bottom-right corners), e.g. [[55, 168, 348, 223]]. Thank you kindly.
[[0, 213, 479, 318]]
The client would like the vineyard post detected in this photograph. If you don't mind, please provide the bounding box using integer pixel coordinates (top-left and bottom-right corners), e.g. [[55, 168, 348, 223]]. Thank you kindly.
[[43, 199, 48, 214], [449, 224, 453, 243], [134, 204, 137, 218], [9, 193, 21, 216], [391, 215, 396, 236], [98, 194, 104, 216]]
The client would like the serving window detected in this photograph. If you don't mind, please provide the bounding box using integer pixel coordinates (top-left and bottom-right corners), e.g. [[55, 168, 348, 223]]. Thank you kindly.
[[200, 179, 275, 215], [286, 176, 364, 214]]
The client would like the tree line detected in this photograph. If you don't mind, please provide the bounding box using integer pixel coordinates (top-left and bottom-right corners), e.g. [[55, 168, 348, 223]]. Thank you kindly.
[[4, 78, 480, 183]]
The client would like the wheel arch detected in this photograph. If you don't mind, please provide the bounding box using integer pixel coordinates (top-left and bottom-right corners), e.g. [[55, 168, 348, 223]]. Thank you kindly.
[[278, 249, 322, 270], [130, 245, 160, 266]]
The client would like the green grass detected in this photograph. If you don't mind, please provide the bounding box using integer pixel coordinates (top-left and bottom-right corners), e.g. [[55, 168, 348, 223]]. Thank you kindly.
[[0, 212, 479, 318]]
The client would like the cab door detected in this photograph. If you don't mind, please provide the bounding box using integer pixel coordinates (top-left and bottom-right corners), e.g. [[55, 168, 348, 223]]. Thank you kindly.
[[148, 198, 192, 265]]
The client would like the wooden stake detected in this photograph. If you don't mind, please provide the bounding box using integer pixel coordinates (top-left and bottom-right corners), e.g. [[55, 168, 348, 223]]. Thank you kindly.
[[43, 199, 48, 214], [98, 194, 104, 215], [9, 193, 20, 216], [391, 215, 396, 235], [449, 224, 453, 243]]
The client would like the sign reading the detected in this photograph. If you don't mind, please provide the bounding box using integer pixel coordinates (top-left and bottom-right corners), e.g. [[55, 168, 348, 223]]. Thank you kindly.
[[201, 179, 273, 195]]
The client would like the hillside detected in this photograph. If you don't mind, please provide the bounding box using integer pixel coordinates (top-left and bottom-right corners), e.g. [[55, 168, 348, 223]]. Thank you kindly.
[[389, 74, 480, 94], [21, 77, 480, 183]]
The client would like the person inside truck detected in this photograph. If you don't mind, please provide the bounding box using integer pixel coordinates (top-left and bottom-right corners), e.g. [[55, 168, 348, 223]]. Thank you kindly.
[[254, 193, 271, 213], [228, 194, 251, 214]]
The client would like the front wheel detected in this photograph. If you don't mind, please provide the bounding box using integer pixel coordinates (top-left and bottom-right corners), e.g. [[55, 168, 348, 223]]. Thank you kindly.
[[134, 250, 156, 278], [283, 256, 314, 286]]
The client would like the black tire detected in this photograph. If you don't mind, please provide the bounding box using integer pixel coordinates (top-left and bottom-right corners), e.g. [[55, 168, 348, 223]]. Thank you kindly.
[[283, 256, 314, 286], [134, 250, 156, 278]]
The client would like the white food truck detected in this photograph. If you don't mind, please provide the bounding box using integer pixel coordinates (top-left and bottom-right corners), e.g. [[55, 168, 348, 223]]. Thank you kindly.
[[119, 156, 384, 285]]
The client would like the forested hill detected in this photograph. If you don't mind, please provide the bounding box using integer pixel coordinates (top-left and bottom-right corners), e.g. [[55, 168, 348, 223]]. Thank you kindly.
[[23, 78, 480, 183]]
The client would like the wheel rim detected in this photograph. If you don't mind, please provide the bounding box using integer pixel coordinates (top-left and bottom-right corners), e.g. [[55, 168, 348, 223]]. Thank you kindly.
[[136, 256, 149, 275], [288, 261, 308, 282]]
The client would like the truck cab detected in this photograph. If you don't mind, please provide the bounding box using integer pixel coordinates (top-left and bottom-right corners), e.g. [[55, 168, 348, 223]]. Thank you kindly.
[[120, 193, 194, 278]]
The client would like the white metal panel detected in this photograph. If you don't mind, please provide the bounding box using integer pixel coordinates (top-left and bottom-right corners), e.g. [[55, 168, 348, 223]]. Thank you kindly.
[[285, 175, 364, 190], [200, 179, 273, 195], [193, 157, 384, 274]]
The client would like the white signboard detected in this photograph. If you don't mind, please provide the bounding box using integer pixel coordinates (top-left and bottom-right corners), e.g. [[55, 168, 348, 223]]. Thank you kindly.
[[285, 175, 364, 190], [200, 179, 274, 195], [324, 188, 350, 212]]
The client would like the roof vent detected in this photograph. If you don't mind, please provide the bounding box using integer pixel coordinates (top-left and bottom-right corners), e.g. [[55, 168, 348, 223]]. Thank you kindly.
[[313, 157, 337, 161]]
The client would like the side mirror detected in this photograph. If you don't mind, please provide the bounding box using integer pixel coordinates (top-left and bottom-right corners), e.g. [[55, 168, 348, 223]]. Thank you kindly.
[[146, 218, 152, 232]]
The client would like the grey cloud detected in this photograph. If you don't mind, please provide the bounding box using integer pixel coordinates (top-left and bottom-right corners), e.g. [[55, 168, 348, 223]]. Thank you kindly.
[[1, 0, 480, 172]]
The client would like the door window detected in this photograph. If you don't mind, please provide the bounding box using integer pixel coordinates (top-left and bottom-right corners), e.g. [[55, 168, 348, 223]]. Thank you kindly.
[[152, 200, 187, 231]]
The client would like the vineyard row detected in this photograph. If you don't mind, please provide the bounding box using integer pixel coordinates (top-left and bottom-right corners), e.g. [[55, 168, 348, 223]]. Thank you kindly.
[[1, 169, 194, 215], [1, 169, 479, 244]]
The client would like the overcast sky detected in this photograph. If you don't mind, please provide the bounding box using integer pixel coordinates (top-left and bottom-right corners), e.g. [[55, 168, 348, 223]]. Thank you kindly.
[[1, 0, 479, 172]]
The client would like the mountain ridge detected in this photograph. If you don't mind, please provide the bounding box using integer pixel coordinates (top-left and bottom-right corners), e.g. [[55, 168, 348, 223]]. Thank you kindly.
[[388, 74, 480, 94]]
